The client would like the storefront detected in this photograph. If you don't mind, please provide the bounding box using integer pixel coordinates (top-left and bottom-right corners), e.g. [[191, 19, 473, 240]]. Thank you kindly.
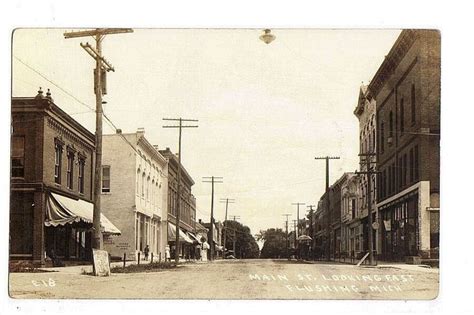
[[167, 222, 193, 259], [379, 192, 419, 261], [45, 192, 121, 262]]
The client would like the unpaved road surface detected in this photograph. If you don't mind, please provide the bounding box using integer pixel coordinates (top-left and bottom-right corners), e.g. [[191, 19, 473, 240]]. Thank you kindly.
[[9, 259, 438, 299]]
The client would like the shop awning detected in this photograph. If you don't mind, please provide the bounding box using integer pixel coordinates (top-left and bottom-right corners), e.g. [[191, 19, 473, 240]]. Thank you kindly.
[[187, 232, 202, 244], [167, 222, 193, 244], [202, 242, 210, 250], [45, 192, 121, 235]]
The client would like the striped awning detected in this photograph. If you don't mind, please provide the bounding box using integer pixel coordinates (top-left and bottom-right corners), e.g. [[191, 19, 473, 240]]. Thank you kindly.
[[45, 192, 121, 235], [167, 222, 193, 244]]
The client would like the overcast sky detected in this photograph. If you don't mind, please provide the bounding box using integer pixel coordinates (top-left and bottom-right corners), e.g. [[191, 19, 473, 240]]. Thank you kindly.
[[12, 28, 401, 236]]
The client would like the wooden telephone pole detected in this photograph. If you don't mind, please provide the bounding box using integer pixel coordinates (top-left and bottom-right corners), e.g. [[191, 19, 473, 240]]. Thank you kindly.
[[282, 214, 291, 259], [357, 152, 378, 266], [202, 176, 223, 261], [291, 202, 305, 238], [220, 198, 235, 257], [64, 28, 133, 250], [315, 156, 340, 260], [163, 118, 199, 264]]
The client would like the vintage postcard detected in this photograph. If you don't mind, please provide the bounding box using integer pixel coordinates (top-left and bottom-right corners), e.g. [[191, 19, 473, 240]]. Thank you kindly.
[[8, 28, 440, 300]]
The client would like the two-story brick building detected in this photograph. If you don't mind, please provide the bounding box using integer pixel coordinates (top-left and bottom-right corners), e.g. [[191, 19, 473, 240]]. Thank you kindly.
[[369, 30, 440, 261], [101, 129, 168, 261], [10, 89, 120, 265]]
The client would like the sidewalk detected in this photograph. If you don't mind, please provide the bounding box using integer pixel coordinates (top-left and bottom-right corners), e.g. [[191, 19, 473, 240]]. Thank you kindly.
[[292, 258, 438, 273], [40, 258, 204, 275]]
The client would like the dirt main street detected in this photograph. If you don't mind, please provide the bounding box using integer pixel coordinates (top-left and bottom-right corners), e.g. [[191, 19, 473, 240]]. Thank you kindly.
[[9, 259, 439, 300]]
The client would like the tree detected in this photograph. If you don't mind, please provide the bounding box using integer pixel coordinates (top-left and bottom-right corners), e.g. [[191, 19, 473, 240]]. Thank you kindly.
[[258, 228, 288, 259], [223, 220, 260, 259]]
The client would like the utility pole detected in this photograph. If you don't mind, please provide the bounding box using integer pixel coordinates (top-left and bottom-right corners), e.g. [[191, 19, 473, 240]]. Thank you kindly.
[[64, 28, 133, 250], [163, 118, 199, 264], [292, 219, 298, 248], [291, 202, 305, 238], [357, 152, 378, 266], [220, 198, 235, 257], [282, 214, 291, 259], [307, 205, 315, 261], [315, 156, 340, 260], [202, 176, 223, 261]]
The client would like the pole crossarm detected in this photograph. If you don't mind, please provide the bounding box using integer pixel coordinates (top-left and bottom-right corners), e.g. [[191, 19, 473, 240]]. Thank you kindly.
[[80, 43, 115, 71], [163, 118, 199, 122], [64, 28, 134, 39]]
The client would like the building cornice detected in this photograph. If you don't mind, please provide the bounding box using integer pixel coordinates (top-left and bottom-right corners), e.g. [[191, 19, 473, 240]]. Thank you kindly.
[[368, 30, 418, 97]]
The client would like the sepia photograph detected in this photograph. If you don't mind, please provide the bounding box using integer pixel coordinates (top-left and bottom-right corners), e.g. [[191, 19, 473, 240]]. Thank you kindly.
[[7, 27, 441, 300]]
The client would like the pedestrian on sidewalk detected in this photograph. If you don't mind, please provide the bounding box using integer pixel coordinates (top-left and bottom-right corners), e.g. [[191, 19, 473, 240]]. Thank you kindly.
[[165, 245, 171, 262], [144, 245, 150, 261]]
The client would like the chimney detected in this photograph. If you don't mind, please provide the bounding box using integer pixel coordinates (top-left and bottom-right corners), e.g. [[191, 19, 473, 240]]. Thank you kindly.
[[153, 145, 159, 150], [116, 129, 122, 134], [137, 127, 145, 136], [198, 219, 202, 224]]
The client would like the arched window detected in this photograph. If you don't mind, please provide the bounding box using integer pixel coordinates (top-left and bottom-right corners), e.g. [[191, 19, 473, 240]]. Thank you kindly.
[[151, 179, 155, 205], [146, 176, 150, 202], [141, 173, 145, 198], [136, 168, 140, 196]]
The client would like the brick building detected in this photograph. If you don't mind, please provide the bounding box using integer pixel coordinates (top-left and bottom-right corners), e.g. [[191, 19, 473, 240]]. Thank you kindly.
[[159, 148, 197, 260], [10, 89, 119, 265], [101, 129, 168, 260], [353, 84, 379, 255], [369, 30, 440, 260]]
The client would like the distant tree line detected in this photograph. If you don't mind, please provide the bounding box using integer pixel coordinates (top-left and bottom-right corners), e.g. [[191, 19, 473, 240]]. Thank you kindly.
[[223, 220, 260, 259]]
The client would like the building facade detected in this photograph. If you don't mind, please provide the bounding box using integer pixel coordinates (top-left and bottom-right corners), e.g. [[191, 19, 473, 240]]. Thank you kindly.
[[10, 89, 119, 265], [159, 148, 198, 260], [340, 172, 362, 258], [101, 129, 168, 260], [369, 30, 440, 260], [353, 84, 379, 256]]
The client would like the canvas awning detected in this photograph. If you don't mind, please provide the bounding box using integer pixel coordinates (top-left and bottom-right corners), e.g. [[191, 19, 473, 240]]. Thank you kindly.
[[187, 232, 202, 244], [45, 192, 121, 235], [167, 222, 193, 244], [202, 242, 210, 250]]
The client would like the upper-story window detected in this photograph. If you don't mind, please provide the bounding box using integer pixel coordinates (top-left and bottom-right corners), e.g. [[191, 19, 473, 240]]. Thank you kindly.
[[400, 98, 405, 134], [78, 157, 85, 194], [411, 84, 416, 125], [414, 145, 419, 181], [11, 136, 25, 178], [389, 111, 394, 138], [102, 165, 110, 193], [380, 121, 385, 153], [141, 173, 145, 198], [351, 199, 356, 219], [54, 140, 63, 184], [136, 169, 140, 196], [66, 150, 74, 189]]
